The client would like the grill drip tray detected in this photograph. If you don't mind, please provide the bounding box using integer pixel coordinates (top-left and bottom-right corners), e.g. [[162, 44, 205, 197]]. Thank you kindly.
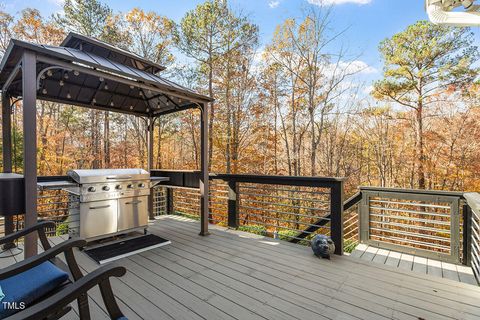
[[84, 234, 171, 264]]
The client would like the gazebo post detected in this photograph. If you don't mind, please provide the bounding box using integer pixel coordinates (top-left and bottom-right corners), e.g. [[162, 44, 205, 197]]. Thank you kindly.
[[1, 91, 15, 250], [147, 116, 155, 220], [199, 103, 209, 236], [22, 50, 38, 258]]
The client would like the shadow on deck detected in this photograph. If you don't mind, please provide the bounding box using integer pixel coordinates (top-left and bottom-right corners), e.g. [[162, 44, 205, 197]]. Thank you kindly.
[[4, 215, 480, 320]]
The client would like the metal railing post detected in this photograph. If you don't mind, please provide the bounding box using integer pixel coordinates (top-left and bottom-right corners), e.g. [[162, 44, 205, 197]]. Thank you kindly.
[[463, 203, 472, 266], [167, 188, 174, 215], [227, 180, 239, 229], [330, 181, 344, 255], [359, 191, 370, 243], [451, 198, 461, 263]]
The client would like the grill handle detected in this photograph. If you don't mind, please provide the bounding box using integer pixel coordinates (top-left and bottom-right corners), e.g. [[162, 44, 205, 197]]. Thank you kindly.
[[106, 175, 132, 180], [89, 205, 111, 210], [125, 200, 142, 205]]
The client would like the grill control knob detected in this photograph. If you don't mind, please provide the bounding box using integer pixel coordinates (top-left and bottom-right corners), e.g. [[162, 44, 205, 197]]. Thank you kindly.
[[127, 184, 134, 189], [138, 183, 145, 188], [102, 186, 110, 191], [87, 186, 96, 192], [115, 185, 122, 190]]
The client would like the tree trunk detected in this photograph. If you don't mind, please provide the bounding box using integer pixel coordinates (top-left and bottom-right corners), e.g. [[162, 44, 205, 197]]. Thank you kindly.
[[416, 106, 426, 189], [208, 60, 214, 171]]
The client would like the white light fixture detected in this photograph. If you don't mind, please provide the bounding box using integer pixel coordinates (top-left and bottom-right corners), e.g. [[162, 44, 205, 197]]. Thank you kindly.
[[59, 80, 64, 87], [99, 77, 104, 82], [64, 72, 69, 79], [73, 70, 80, 76], [66, 92, 72, 99], [146, 108, 150, 112], [42, 88, 47, 94], [46, 70, 53, 77], [130, 106, 134, 110], [110, 101, 115, 107], [92, 98, 97, 104], [426, 0, 480, 26], [104, 82, 109, 90]]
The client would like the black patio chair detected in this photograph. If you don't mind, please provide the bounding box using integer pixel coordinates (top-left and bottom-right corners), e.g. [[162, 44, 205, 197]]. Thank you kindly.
[[0, 221, 127, 320]]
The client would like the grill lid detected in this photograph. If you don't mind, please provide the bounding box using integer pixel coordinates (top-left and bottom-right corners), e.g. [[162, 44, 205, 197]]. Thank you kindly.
[[67, 168, 149, 184]]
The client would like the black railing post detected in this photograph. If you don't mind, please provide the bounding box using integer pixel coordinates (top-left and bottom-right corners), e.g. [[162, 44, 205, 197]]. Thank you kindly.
[[227, 180, 239, 229], [463, 203, 472, 266], [167, 188, 174, 215], [331, 180, 344, 255]]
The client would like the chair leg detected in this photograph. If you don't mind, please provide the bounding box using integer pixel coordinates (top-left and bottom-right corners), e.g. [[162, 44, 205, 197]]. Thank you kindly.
[[77, 293, 91, 320], [99, 279, 124, 319], [45, 306, 72, 320]]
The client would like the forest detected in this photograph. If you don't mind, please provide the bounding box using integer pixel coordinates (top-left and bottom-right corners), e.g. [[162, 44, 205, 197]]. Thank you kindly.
[[0, 0, 479, 195]]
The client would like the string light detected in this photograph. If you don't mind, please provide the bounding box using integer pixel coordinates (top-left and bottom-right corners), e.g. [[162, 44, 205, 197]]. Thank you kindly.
[[73, 70, 79, 76], [104, 82, 109, 90], [146, 108, 150, 112], [42, 88, 47, 95], [157, 102, 161, 109], [92, 98, 97, 104], [166, 101, 170, 107], [40, 74, 46, 80], [129, 85, 134, 89], [66, 92, 72, 99], [110, 101, 115, 107], [46, 70, 53, 77], [99, 77, 104, 82], [130, 106, 134, 110], [63, 72, 69, 79], [59, 80, 64, 87]]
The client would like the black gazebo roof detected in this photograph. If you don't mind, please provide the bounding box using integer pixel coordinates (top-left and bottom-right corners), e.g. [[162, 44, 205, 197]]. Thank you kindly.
[[0, 33, 212, 117]]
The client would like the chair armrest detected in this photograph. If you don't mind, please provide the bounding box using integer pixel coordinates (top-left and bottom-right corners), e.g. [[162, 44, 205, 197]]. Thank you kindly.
[[0, 221, 55, 248], [0, 238, 87, 280], [5, 264, 127, 320]]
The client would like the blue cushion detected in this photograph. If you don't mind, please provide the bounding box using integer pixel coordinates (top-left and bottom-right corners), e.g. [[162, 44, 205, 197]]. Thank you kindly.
[[116, 317, 128, 320], [0, 261, 69, 318]]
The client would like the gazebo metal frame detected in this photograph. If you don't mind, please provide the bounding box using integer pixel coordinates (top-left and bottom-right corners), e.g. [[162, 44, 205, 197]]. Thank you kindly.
[[0, 33, 212, 258]]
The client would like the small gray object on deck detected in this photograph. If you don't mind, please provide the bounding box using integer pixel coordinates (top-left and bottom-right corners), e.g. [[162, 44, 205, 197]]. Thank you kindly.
[[311, 234, 335, 259]]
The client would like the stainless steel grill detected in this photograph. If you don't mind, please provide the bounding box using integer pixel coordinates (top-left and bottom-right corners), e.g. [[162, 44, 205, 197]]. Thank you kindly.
[[66, 169, 151, 241]]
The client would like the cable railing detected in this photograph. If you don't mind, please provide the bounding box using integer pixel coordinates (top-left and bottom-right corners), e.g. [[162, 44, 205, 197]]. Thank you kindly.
[[0, 187, 77, 238], [151, 171, 345, 255]]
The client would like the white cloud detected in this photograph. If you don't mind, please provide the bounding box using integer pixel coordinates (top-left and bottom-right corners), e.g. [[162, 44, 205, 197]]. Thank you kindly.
[[308, 0, 371, 6], [269, 1, 280, 8], [363, 85, 374, 95], [343, 60, 378, 74], [324, 60, 377, 77], [47, 0, 65, 6]]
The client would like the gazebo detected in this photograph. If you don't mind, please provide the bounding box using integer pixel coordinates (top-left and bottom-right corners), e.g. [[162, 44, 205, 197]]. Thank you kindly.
[[0, 32, 212, 258]]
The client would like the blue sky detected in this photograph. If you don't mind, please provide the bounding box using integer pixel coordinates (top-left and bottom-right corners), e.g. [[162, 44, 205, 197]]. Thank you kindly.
[[2, 0, 479, 83]]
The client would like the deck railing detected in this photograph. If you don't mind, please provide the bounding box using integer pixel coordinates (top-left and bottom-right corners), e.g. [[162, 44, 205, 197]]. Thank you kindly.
[[464, 193, 480, 279], [4, 173, 479, 272], [151, 171, 345, 255], [354, 187, 464, 264]]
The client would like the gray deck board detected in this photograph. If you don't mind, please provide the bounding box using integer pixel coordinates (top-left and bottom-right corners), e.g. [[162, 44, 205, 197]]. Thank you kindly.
[[351, 244, 478, 286], [157, 218, 480, 319], [3, 215, 480, 320]]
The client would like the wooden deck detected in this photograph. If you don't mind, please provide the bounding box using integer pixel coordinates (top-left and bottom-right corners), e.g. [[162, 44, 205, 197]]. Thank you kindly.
[[3, 215, 480, 320], [350, 243, 478, 285]]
